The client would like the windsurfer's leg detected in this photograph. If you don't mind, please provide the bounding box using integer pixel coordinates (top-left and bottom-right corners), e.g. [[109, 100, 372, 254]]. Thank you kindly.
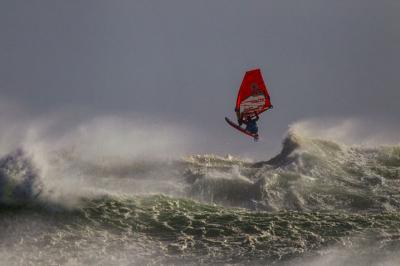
[[254, 135, 259, 142]]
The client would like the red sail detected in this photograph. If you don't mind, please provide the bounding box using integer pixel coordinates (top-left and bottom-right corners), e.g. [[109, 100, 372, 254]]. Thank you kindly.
[[235, 69, 272, 120]]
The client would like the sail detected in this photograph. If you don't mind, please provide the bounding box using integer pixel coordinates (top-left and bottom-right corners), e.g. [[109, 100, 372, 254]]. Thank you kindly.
[[235, 69, 272, 120]]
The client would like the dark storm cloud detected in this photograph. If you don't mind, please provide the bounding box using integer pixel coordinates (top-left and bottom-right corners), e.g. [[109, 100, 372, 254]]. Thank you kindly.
[[0, 1, 399, 156]]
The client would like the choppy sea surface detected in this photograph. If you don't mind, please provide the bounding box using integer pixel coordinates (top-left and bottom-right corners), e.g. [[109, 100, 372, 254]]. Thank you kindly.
[[1, 131, 400, 265]]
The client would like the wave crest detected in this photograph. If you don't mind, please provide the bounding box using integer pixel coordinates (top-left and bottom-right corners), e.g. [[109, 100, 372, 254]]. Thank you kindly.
[[0, 149, 42, 206]]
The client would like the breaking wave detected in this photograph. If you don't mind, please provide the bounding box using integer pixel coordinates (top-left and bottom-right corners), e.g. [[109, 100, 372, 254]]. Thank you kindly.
[[0, 149, 42, 206], [186, 130, 400, 212], [1, 123, 400, 265]]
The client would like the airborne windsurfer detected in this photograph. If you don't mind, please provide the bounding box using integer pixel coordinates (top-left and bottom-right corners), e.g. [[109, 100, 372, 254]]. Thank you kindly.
[[225, 69, 272, 141]]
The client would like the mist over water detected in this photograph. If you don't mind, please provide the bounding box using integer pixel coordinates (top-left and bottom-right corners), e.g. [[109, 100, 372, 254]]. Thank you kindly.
[[0, 109, 400, 265]]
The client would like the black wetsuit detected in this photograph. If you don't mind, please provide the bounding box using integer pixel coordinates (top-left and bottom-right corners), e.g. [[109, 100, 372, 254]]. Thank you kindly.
[[244, 119, 258, 134], [242, 113, 259, 134]]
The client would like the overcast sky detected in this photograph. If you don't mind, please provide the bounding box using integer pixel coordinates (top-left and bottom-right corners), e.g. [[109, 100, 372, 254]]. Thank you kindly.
[[1, 1, 399, 157]]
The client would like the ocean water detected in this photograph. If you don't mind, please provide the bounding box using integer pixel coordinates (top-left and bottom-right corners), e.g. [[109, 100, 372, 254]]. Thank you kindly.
[[1, 130, 400, 265]]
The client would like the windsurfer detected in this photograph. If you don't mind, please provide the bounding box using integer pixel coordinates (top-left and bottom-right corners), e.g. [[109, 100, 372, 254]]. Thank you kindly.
[[226, 69, 272, 141]]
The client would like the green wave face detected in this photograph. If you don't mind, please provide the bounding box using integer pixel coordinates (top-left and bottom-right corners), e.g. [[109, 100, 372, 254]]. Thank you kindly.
[[2, 195, 400, 265]]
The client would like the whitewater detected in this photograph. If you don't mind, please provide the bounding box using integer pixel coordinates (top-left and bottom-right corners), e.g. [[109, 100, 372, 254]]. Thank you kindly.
[[1, 116, 400, 265]]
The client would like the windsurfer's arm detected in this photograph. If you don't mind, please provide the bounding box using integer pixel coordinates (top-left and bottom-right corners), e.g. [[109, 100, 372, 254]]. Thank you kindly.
[[235, 108, 243, 125], [254, 112, 259, 121]]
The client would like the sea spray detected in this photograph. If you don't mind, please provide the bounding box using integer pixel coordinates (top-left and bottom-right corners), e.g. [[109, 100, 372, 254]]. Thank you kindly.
[[1, 123, 400, 265]]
